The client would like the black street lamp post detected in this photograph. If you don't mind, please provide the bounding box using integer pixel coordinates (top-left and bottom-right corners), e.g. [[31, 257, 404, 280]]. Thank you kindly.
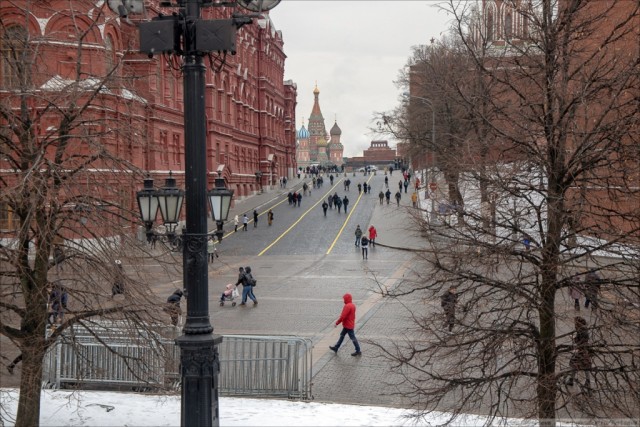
[[135, 1, 280, 425]]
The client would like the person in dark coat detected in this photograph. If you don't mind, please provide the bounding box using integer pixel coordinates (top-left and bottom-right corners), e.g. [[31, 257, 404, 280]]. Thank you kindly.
[[165, 289, 183, 326], [335, 197, 343, 213], [583, 270, 601, 310], [112, 260, 125, 297], [385, 189, 391, 204], [322, 201, 328, 216], [253, 209, 259, 227], [441, 286, 458, 332], [235, 266, 258, 306], [567, 316, 592, 388], [343, 195, 349, 213], [329, 293, 361, 356], [357, 183, 362, 194], [48, 285, 68, 326], [395, 190, 402, 206], [296, 192, 302, 207]]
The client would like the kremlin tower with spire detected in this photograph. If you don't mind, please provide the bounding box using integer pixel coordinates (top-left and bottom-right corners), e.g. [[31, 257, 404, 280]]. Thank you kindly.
[[296, 85, 344, 168]]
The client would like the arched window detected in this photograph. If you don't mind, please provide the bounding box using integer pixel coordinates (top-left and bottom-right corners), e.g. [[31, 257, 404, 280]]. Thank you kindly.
[[105, 34, 116, 74], [504, 13, 513, 40], [486, 10, 494, 42], [1, 25, 30, 89]]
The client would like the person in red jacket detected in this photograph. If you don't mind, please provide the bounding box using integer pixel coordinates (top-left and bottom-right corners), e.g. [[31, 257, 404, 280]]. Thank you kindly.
[[329, 293, 362, 356], [368, 225, 377, 247]]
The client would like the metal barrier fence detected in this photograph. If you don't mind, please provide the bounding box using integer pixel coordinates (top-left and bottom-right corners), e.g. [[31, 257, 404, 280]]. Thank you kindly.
[[42, 323, 313, 400]]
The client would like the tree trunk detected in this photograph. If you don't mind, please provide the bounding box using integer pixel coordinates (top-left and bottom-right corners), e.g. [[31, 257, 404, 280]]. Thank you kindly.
[[16, 337, 46, 427]]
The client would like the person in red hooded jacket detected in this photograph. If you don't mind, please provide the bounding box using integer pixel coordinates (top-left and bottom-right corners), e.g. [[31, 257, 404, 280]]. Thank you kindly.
[[368, 225, 377, 247], [329, 293, 362, 356]]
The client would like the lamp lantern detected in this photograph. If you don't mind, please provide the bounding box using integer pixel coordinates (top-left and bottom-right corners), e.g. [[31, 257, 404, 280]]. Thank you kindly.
[[208, 173, 234, 222], [237, 0, 281, 13], [156, 171, 184, 227], [136, 175, 159, 228]]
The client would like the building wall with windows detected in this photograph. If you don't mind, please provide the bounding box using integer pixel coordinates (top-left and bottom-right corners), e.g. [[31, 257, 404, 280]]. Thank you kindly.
[[0, 1, 297, 239]]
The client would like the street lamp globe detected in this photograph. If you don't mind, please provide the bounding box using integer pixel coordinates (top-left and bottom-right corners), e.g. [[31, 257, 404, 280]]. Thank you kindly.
[[136, 175, 159, 228], [208, 175, 234, 222], [157, 171, 184, 227], [237, 0, 281, 13]]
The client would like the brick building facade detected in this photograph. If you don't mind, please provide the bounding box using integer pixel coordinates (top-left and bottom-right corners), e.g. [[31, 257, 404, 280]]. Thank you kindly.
[[0, 0, 297, 234]]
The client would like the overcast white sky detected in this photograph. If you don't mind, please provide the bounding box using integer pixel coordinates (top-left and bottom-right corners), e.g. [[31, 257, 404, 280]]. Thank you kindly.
[[268, 1, 454, 158]]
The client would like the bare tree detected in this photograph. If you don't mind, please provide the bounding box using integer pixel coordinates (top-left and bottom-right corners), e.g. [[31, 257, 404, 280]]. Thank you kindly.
[[1, 3, 181, 426], [374, 1, 639, 426]]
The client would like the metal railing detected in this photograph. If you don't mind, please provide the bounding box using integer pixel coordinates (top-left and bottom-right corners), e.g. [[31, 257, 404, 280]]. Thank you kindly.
[[42, 323, 313, 400]]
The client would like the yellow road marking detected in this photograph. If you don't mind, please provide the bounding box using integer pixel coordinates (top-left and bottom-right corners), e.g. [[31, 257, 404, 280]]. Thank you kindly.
[[258, 178, 346, 256], [326, 175, 374, 255]]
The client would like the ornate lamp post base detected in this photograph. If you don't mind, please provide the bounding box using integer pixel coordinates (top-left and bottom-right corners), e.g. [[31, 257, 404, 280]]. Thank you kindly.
[[176, 334, 224, 426]]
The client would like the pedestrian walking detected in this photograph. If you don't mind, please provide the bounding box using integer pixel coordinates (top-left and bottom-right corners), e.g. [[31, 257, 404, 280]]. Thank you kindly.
[[322, 201, 328, 216], [267, 209, 274, 226], [329, 174, 334, 185], [48, 284, 68, 326], [296, 192, 302, 207], [368, 225, 377, 247], [440, 286, 458, 332], [336, 197, 342, 213], [384, 176, 388, 188], [328, 195, 333, 210], [329, 293, 362, 356], [411, 191, 418, 208], [253, 209, 259, 227], [363, 183, 368, 194], [345, 179, 351, 191], [343, 195, 349, 213], [164, 289, 183, 327], [112, 259, 125, 297], [234, 214, 239, 232], [242, 213, 249, 231], [583, 270, 601, 310], [566, 316, 592, 388], [404, 180, 409, 193], [357, 183, 362, 194], [398, 180, 403, 192], [354, 224, 363, 247], [385, 189, 391, 204], [207, 238, 218, 263], [378, 191, 384, 205], [236, 266, 258, 306], [568, 280, 583, 311], [360, 235, 369, 259], [395, 190, 402, 206]]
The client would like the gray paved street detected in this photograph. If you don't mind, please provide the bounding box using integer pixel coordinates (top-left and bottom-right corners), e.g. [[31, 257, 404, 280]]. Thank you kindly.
[[205, 171, 426, 407], [0, 171, 429, 409]]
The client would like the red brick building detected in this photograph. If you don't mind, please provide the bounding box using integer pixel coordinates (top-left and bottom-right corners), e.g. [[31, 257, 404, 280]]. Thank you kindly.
[[348, 140, 397, 170], [0, 0, 297, 234]]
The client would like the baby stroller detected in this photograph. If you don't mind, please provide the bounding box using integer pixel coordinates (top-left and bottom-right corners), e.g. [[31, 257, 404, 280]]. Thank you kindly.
[[220, 283, 239, 307]]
